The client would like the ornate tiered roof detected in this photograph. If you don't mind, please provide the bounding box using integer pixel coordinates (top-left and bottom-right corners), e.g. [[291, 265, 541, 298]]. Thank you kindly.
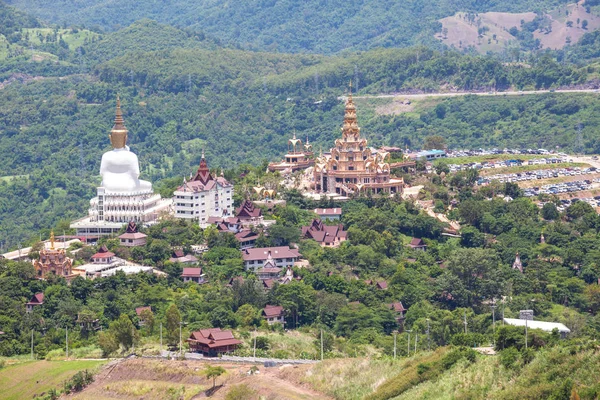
[[314, 84, 403, 196], [32, 231, 75, 280]]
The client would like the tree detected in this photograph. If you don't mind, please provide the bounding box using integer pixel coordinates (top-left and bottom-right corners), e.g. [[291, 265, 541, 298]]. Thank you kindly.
[[165, 303, 181, 346], [139, 308, 155, 335], [424, 135, 446, 150], [567, 21, 574, 28], [148, 239, 171, 264], [542, 202, 559, 220], [204, 365, 226, 388], [108, 314, 139, 351], [98, 331, 119, 357], [582, 20, 589, 30]]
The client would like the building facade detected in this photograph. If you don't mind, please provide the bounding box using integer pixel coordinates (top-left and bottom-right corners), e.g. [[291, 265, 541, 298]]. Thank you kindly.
[[314, 89, 404, 197], [173, 151, 234, 227], [242, 246, 301, 271], [32, 232, 76, 280]]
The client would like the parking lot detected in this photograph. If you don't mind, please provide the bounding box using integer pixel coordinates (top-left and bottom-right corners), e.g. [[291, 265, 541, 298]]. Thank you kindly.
[[478, 167, 597, 186]]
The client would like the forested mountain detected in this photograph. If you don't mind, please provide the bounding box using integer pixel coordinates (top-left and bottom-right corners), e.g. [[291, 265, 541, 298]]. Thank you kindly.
[[5, 0, 572, 53]]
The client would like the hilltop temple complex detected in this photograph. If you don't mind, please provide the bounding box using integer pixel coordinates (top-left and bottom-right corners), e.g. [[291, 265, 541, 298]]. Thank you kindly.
[[71, 97, 172, 237], [268, 133, 314, 173], [313, 89, 404, 197]]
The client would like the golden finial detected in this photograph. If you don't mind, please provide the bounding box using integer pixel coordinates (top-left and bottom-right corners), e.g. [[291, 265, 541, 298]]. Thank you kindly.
[[110, 95, 128, 149], [50, 230, 55, 250], [114, 94, 125, 127]]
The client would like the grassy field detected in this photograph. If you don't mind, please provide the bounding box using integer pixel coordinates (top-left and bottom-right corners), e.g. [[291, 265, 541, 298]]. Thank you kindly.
[[23, 28, 100, 51], [0, 359, 105, 400]]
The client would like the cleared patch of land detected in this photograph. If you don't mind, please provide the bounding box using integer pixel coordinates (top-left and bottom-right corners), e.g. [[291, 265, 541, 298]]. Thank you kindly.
[[0, 359, 105, 400], [437, 2, 600, 53], [73, 358, 331, 400]]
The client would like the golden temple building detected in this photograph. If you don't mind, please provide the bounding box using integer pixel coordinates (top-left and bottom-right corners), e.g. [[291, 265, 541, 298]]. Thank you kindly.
[[32, 231, 76, 280], [314, 87, 404, 196], [268, 133, 314, 173]]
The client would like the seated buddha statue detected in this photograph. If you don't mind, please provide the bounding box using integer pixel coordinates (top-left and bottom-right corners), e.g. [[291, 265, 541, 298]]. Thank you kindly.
[[100, 97, 152, 193]]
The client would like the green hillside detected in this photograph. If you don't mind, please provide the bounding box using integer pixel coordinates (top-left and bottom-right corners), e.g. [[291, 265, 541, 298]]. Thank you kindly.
[[5, 0, 572, 53]]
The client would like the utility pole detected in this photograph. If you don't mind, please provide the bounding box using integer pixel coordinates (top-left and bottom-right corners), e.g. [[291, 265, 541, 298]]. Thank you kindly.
[[406, 330, 411, 357], [179, 322, 183, 356], [463, 310, 468, 334], [525, 317, 528, 349], [160, 323, 163, 354], [31, 329, 34, 360], [414, 333, 418, 353], [66, 327, 69, 359], [393, 330, 398, 359], [426, 319, 431, 351], [253, 327, 257, 361], [132, 325, 135, 354], [491, 302, 497, 347], [320, 329, 324, 361]]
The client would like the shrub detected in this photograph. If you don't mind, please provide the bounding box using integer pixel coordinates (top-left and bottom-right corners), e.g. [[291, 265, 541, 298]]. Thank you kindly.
[[451, 333, 488, 347], [254, 336, 270, 350], [0, 359, 5, 369], [441, 347, 477, 369], [500, 347, 520, 369], [226, 384, 257, 400]]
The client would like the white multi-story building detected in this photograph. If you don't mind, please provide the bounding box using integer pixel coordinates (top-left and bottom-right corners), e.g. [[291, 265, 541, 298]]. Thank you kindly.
[[173, 152, 234, 226]]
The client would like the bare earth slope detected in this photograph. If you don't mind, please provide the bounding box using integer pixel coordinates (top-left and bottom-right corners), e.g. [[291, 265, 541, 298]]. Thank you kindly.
[[437, 2, 600, 53], [71, 358, 331, 400]]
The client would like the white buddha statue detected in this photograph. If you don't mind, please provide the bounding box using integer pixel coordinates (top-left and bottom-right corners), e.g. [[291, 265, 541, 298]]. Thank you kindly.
[[100, 97, 152, 193]]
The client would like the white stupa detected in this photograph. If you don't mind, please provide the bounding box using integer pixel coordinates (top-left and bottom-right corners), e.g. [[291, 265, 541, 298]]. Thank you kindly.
[[71, 97, 172, 238]]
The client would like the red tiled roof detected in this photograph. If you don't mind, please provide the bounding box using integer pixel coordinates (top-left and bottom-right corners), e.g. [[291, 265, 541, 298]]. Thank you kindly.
[[188, 328, 242, 348], [135, 306, 152, 316], [388, 302, 405, 313], [409, 238, 426, 247], [242, 247, 300, 261], [27, 292, 44, 305], [262, 279, 276, 289], [302, 219, 347, 244], [263, 305, 284, 318], [376, 281, 388, 290], [236, 200, 262, 219], [181, 267, 203, 277]]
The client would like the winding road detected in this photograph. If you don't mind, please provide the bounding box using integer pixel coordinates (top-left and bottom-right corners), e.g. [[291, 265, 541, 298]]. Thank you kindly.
[[350, 88, 600, 100]]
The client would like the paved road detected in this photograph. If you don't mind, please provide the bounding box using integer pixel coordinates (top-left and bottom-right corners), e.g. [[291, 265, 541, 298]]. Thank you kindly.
[[350, 88, 600, 100], [159, 350, 317, 365]]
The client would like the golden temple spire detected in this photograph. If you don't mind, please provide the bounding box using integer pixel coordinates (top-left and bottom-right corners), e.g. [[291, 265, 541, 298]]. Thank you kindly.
[[114, 94, 126, 129], [50, 230, 55, 250]]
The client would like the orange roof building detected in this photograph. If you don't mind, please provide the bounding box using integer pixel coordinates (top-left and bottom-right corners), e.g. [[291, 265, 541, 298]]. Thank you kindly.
[[187, 328, 242, 356], [32, 231, 75, 280]]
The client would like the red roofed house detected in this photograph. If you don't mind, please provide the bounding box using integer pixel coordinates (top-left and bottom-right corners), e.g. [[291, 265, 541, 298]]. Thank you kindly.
[[376, 280, 388, 290], [235, 200, 264, 225], [119, 221, 147, 247], [235, 229, 259, 250], [242, 246, 300, 271], [409, 238, 427, 251], [91, 245, 115, 264], [262, 305, 285, 326], [313, 208, 342, 221], [169, 249, 199, 265], [388, 302, 406, 326], [302, 219, 347, 247], [26, 293, 44, 313], [181, 267, 206, 284], [187, 328, 242, 356], [135, 306, 152, 326]]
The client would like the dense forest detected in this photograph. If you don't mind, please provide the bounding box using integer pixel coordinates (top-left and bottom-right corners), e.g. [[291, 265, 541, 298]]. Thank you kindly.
[[5, 0, 572, 53]]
